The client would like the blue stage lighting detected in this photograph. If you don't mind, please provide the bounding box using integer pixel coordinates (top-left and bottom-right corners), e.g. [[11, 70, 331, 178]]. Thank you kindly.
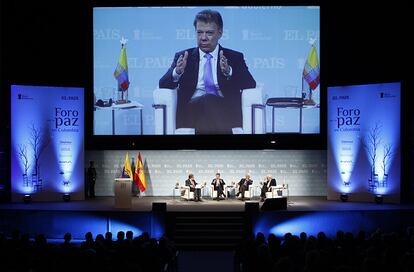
[[63, 193, 71, 202], [340, 193, 348, 202], [374, 194, 383, 204], [23, 194, 32, 204]]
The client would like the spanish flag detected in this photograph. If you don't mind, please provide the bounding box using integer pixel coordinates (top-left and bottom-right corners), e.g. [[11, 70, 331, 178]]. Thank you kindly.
[[134, 152, 147, 192], [121, 152, 133, 179]]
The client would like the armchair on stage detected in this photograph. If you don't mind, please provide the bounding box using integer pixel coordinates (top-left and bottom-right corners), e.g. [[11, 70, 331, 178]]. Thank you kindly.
[[153, 88, 265, 134], [210, 184, 227, 199], [180, 185, 194, 201], [236, 185, 254, 200]]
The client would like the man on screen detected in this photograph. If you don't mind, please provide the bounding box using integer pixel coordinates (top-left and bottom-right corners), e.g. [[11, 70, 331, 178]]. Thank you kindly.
[[159, 9, 256, 134]]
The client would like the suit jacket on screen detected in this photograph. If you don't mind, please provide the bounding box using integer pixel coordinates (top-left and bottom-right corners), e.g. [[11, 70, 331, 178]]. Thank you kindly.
[[159, 45, 256, 129]]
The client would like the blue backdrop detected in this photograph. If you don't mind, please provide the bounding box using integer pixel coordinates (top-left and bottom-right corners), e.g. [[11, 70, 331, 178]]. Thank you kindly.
[[11, 85, 84, 202], [327, 83, 401, 203]]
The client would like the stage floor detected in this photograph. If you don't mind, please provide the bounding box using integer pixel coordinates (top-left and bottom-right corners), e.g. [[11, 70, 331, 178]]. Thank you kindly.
[[1, 196, 413, 212]]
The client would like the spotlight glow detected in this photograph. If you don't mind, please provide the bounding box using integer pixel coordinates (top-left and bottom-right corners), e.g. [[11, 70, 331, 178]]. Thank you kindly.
[[110, 220, 144, 237], [255, 212, 377, 238]]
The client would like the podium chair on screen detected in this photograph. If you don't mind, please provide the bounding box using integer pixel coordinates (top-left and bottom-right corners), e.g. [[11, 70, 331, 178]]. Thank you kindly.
[[153, 88, 266, 135]]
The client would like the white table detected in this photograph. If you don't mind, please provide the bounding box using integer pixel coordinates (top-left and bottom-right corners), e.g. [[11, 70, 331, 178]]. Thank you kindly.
[[95, 101, 144, 135], [172, 187, 180, 201]]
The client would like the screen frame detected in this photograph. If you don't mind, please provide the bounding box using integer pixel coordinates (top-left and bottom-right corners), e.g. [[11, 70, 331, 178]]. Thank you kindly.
[[87, 0, 325, 150]]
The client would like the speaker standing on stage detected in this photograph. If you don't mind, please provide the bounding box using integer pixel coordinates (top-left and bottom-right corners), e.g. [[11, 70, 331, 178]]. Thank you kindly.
[[185, 173, 201, 201], [211, 173, 226, 201], [87, 161, 97, 198], [261, 174, 277, 202], [236, 174, 253, 201]]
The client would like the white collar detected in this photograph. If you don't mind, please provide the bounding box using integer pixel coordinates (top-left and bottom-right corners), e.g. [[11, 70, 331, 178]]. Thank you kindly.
[[199, 44, 220, 60]]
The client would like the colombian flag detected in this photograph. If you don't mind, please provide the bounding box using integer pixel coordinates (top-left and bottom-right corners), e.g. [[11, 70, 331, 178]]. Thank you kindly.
[[114, 45, 130, 92], [134, 152, 147, 192], [122, 152, 133, 179], [303, 44, 320, 90]]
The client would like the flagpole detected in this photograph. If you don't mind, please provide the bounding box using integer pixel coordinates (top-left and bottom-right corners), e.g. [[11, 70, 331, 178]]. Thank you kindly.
[[121, 43, 124, 102], [115, 37, 130, 104]]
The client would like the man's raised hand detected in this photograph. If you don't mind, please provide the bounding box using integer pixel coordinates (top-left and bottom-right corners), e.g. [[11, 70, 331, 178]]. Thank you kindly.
[[176, 51, 188, 75]]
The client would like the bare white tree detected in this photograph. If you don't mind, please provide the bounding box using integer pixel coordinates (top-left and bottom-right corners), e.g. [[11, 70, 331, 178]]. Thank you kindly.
[[363, 122, 382, 178], [381, 143, 393, 176], [29, 123, 50, 178], [18, 144, 30, 175]]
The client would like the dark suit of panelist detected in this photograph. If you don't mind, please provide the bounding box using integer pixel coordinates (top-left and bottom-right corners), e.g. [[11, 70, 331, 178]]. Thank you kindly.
[[185, 174, 201, 201], [159, 10, 256, 134], [261, 177, 277, 201], [159, 46, 255, 134], [237, 175, 253, 201], [211, 174, 226, 200]]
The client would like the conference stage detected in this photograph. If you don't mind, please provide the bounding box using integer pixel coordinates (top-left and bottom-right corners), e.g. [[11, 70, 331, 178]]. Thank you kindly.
[[1, 196, 414, 250]]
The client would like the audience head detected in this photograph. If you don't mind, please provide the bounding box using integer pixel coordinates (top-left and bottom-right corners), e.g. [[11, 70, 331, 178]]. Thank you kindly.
[[126, 230, 133, 240], [117, 231, 125, 241], [284, 232, 293, 241], [64, 232, 72, 243], [95, 234, 105, 243], [105, 231, 112, 241], [256, 232, 266, 244], [141, 232, 150, 241], [317, 231, 326, 241], [300, 232, 307, 242], [35, 234, 47, 246], [85, 232, 93, 242]]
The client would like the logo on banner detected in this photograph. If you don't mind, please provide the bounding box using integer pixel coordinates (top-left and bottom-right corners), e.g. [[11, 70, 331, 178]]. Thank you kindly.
[[17, 93, 33, 100], [380, 92, 397, 98]]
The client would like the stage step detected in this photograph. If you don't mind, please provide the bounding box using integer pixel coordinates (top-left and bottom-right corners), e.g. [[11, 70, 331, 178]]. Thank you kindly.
[[167, 212, 246, 250]]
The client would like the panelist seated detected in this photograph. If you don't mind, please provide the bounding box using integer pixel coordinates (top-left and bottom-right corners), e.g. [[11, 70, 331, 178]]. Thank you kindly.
[[236, 174, 253, 201], [260, 175, 277, 202], [211, 172, 226, 201], [185, 173, 202, 202]]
